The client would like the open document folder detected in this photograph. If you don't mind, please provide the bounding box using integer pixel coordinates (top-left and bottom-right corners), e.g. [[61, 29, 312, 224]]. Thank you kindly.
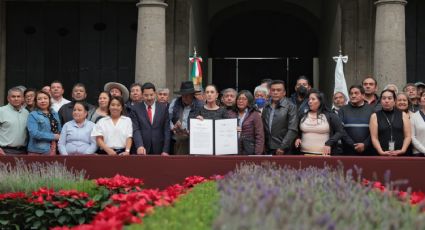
[[189, 118, 238, 155]]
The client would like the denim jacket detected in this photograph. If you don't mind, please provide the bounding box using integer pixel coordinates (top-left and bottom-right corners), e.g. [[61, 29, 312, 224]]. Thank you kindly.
[[27, 109, 62, 154]]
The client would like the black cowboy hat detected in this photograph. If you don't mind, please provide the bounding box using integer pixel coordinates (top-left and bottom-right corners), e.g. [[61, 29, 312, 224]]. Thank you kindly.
[[174, 81, 200, 95]]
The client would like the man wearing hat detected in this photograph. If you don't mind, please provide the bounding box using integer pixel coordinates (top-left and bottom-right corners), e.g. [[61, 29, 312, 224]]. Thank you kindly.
[[104, 82, 129, 102], [416, 82, 425, 103], [168, 81, 204, 154]]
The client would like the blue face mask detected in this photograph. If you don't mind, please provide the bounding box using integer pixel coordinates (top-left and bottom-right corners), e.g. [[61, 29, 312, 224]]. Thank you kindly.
[[255, 98, 266, 108]]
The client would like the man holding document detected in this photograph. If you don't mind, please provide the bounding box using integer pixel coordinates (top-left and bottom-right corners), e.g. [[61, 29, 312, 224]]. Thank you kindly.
[[262, 80, 298, 155]]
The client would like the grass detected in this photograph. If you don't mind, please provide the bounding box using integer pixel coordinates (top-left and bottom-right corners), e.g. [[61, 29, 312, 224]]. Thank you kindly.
[[0, 158, 90, 194], [128, 181, 220, 230]]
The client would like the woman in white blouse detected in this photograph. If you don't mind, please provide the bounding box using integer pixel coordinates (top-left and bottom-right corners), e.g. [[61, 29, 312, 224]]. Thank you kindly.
[[91, 96, 132, 155], [411, 91, 425, 155]]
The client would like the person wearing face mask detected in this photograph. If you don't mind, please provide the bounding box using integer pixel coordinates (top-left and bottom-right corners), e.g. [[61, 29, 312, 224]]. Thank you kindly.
[[253, 85, 269, 114], [290, 76, 311, 116]]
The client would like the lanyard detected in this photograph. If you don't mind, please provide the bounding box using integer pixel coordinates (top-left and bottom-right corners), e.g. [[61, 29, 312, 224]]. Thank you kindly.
[[383, 112, 394, 141]]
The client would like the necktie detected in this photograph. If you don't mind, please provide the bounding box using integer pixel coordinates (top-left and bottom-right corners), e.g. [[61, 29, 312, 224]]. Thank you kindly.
[[147, 105, 153, 124]]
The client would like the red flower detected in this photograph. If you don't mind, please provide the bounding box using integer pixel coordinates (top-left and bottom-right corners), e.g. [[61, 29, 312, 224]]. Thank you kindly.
[[95, 174, 144, 190], [52, 201, 69, 208], [85, 200, 95, 208], [58, 190, 89, 199], [372, 181, 385, 192], [410, 191, 425, 205], [183, 176, 207, 188], [0, 192, 26, 200], [32, 187, 55, 197]]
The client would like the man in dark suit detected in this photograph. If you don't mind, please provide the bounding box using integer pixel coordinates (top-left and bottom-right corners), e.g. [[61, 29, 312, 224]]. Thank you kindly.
[[130, 82, 171, 155]]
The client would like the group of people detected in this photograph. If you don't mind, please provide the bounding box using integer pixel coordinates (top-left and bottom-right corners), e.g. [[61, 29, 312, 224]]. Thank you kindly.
[[0, 75, 424, 157]]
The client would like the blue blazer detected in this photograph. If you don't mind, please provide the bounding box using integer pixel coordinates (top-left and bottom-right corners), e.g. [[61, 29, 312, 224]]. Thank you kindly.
[[27, 109, 62, 154], [130, 102, 171, 154]]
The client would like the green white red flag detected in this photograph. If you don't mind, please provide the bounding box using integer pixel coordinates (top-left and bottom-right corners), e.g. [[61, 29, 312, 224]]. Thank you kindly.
[[189, 49, 203, 90]]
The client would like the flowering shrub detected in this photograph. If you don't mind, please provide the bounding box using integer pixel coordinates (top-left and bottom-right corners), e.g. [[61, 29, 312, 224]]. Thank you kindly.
[[363, 178, 425, 207], [0, 188, 100, 229], [95, 174, 144, 193], [52, 175, 214, 230], [214, 163, 425, 229]]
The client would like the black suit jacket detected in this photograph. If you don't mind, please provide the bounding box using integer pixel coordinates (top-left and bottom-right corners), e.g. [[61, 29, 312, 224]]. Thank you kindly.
[[130, 102, 171, 154]]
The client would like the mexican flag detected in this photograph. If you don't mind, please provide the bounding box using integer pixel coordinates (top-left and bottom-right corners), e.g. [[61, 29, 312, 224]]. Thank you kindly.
[[189, 51, 203, 90]]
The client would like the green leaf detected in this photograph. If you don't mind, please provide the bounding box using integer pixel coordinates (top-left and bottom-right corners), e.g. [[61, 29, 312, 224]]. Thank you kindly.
[[35, 209, 44, 217], [54, 208, 62, 217], [78, 216, 86, 224], [0, 219, 9, 225], [74, 209, 83, 215], [57, 215, 67, 225], [32, 221, 42, 229]]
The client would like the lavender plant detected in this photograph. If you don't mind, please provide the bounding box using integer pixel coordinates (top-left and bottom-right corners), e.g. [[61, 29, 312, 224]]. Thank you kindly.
[[0, 158, 88, 194], [214, 163, 425, 230]]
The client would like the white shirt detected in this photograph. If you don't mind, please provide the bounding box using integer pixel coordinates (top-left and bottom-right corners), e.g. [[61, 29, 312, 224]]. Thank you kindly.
[[51, 97, 71, 112], [411, 111, 425, 154], [91, 116, 133, 149], [144, 101, 156, 122]]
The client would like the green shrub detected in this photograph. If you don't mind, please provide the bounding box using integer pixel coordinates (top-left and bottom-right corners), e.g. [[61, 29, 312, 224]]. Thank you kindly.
[[0, 158, 87, 194], [128, 181, 220, 230]]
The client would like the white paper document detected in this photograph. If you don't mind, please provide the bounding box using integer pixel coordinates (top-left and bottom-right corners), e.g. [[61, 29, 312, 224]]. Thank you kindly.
[[189, 119, 214, 155], [214, 119, 238, 155], [189, 118, 238, 155]]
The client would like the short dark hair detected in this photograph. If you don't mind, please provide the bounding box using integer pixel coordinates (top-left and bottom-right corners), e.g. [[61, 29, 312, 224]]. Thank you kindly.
[[349, 85, 365, 94], [141, 82, 156, 93], [73, 83, 86, 91], [130, 83, 142, 91], [362, 75, 377, 86], [380, 89, 396, 101], [237, 90, 254, 109], [24, 88, 37, 96], [205, 84, 219, 93], [403, 83, 417, 92], [73, 101, 90, 117], [35, 90, 52, 110], [270, 80, 286, 89], [108, 96, 127, 116], [50, 80, 63, 88], [296, 75, 310, 85]]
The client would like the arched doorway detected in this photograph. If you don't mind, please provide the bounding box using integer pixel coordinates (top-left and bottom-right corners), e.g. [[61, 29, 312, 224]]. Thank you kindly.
[[209, 1, 319, 95]]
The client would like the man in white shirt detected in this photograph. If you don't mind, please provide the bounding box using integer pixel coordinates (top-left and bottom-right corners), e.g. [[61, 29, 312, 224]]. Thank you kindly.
[[0, 87, 29, 155], [50, 80, 70, 112]]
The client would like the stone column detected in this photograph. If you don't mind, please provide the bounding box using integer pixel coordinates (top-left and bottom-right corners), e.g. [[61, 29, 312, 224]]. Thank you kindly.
[[135, 0, 168, 88], [374, 0, 407, 90]]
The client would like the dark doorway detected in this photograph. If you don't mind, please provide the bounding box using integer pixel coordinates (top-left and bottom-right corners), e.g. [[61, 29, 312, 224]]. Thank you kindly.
[[209, 9, 318, 95], [6, 2, 137, 104]]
